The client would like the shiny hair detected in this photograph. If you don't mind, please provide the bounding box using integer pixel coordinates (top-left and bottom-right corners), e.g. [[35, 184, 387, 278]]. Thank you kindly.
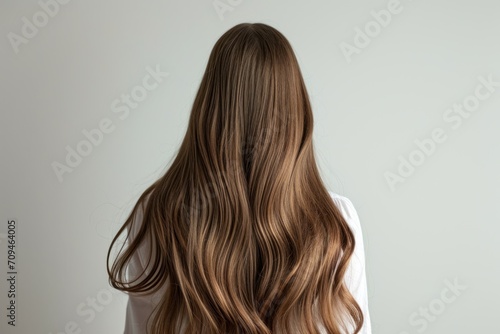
[[107, 22, 363, 333]]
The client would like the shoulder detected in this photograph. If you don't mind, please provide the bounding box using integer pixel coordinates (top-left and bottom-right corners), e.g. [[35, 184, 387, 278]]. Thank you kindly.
[[328, 191, 372, 332], [127, 193, 153, 270], [327, 191, 361, 230], [129, 192, 153, 235]]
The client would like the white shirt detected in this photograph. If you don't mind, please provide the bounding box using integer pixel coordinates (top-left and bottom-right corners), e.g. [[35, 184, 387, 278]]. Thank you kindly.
[[123, 191, 372, 333]]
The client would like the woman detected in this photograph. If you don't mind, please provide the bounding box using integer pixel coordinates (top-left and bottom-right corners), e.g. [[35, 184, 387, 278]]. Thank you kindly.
[[107, 22, 372, 334]]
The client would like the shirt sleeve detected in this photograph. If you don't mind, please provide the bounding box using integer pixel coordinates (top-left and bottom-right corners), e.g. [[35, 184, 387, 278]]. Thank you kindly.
[[123, 201, 157, 334], [330, 193, 372, 334]]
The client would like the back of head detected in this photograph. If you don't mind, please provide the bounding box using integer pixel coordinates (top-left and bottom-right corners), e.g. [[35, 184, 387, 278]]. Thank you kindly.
[[108, 23, 364, 334]]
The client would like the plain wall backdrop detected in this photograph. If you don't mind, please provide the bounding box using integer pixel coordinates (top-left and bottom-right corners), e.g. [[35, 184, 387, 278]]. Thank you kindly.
[[1, 0, 499, 333]]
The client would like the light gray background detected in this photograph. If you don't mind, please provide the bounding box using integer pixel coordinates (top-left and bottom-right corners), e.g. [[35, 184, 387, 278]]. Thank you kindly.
[[1, 0, 499, 333]]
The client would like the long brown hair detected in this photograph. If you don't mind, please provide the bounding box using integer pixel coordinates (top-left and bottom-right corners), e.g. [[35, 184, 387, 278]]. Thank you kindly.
[[107, 22, 363, 333]]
